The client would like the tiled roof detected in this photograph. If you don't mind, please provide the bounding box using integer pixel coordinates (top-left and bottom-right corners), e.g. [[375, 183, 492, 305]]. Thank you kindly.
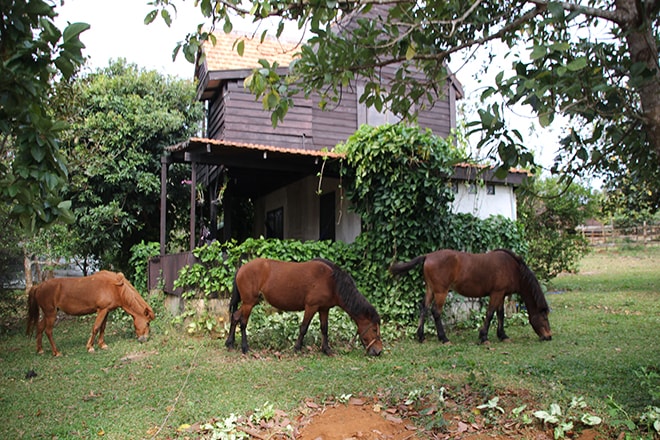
[[202, 33, 300, 71], [168, 137, 344, 159]]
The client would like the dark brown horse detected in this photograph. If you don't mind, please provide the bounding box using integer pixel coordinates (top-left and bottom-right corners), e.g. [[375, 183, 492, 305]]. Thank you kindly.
[[390, 249, 551, 344], [27, 271, 155, 356], [225, 258, 382, 356]]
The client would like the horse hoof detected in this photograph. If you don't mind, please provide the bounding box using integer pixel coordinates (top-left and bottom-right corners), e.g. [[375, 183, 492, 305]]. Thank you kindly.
[[481, 340, 491, 345], [100, 344, 109, 350], [442, 340, 452, 346], [54, 352, 62, 357], [502, 338, 512, 343], [88, 347, 95, 353]]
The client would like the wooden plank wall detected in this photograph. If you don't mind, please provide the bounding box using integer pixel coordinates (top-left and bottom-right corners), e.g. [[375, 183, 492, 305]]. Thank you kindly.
[[209, 77, 457, 150], [222, 80, 314, 149], [207, 84, 226, 139], [312, 91, 359, 149]]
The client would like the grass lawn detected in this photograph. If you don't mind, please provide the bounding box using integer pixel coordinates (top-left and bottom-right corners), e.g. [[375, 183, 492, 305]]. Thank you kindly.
[[0, 245, 658, 439]]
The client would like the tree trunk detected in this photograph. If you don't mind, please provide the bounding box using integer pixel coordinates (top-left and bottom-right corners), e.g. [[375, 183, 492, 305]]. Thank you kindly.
[[616, 0, 660, 164], [23, 250, 32, 292]]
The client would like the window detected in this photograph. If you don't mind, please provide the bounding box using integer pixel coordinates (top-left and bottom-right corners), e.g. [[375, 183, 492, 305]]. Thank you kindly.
[[467, 183, 477, 194], [451, 181, 459, 193], [487, 184, 496, 195]]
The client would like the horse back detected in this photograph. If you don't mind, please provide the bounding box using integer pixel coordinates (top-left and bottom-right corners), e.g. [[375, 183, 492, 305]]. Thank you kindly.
[[425, 250, 520, 297], [236, 259, 336, 311], [33, 271, 126, 316]]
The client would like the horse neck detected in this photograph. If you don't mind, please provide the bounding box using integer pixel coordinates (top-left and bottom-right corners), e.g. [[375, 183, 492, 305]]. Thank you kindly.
[[118, 284, 147, 317]]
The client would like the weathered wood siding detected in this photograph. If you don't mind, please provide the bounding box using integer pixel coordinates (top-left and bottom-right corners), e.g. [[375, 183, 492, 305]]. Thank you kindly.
[[207, 84, 227, 140], [220, 80, 314, 149], [311, 91, 359, 149], [205, 74, 458, 150]]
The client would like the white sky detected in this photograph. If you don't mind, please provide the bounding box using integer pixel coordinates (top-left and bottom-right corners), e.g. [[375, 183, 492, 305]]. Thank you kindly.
[[54, 0, 562, 172]]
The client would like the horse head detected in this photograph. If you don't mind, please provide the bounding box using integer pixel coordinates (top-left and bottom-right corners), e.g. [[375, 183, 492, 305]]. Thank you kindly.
[[356, 317, 382, 356], [529, 309, 552, 341], [134, 305, 155, 343]]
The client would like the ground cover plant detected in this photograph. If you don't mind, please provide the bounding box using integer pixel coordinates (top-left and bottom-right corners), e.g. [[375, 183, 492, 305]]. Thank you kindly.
[[0, 245, 658, 439]]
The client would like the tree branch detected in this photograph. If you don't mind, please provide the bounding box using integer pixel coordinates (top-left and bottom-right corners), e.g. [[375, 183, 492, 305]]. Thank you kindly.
[[526, 0, 623, 23]]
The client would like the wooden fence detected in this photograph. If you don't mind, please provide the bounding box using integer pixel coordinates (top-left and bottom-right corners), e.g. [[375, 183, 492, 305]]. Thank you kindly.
[[578, 222, 660, 245]]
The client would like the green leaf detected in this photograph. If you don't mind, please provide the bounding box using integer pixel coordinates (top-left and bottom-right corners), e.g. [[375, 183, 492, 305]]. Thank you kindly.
[[580, 414, 602, 426], [62, 22, 90, 44], [530, 44, 547, 60], [31, 145, 47, 162], [236, 40, 245, 56], [566, 57, 587, 71], [223, 18, 233, 34], [161, 9, 172, 27], [405, 43, 416, 60], [144, 10, 158, 24]]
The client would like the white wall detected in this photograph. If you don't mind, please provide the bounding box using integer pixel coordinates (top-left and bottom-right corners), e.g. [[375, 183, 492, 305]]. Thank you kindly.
[[450, 182, 517, 220]]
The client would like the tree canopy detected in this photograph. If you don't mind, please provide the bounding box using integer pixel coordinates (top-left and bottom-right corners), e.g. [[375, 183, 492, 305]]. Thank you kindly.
[[51, 60, 203, 272], [1, 0, 88, 231], [150, 0, 659, 211]]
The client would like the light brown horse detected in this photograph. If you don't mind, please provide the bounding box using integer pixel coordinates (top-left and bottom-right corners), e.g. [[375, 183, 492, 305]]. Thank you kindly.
[[390, 249, 552, 344], [225, 258, 382, 356], [27, 271, 155, 356]]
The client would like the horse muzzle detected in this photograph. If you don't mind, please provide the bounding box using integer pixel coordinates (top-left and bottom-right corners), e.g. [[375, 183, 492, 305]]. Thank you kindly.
[[365, 338, 382, 356], [367, 346, 382, 356], [138, 335, 149, 343]]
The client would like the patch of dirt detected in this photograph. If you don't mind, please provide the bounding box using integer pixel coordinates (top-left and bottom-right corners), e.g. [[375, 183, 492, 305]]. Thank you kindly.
[[297, 399, 418, 440], [184, 391, 613, 439]]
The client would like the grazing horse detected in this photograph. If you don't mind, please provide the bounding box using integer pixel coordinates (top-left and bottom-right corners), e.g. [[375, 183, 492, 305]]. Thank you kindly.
[[389, 249, 552, 344], [27, 271, 155, 356], [225, 258, 382, 356]]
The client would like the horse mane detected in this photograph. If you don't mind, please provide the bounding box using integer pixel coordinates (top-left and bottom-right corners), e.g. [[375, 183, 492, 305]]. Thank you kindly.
[[495, 249, 548, 312], [314, 259, 381, 324], [115, 273, 154, 318]]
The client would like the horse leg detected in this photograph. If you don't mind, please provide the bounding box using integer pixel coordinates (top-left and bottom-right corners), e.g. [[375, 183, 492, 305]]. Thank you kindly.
[[43, 314, 61, 357], [294, 308, 317, 353], [86, 309, 110, 353], [431, 291, 450, 344], [495, 304, 510, 341], [431, 303, 450, 344], [416, 286, 435, 342], [235, 305, 254, 354], [97, 312, 110, 350], [36, 316, 46, 354], [318, 309, 331, 355], [479, 293, 506, 344], [225, 309, 240, 349]]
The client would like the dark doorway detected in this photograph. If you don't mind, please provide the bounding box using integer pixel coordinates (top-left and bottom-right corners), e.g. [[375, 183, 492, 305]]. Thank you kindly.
[[319, 192, 335, 241], [266, 207, 283, 239]]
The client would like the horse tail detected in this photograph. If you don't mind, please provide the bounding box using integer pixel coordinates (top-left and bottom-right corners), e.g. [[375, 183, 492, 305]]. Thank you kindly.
[[26, 285, 40, 336], [228, 276, 241, 314], [389, 255, 427, 276], [496, 249, 548, 312]]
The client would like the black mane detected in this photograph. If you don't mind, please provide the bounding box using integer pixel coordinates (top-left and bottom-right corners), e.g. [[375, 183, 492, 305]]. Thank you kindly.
[[314, 258, 381, 324], [495, 249, 548, 312]]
